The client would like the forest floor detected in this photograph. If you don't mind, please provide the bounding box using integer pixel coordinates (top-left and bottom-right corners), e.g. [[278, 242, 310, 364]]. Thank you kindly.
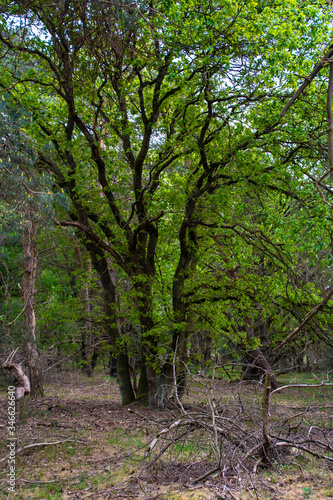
[[0, 368, 333, 499]]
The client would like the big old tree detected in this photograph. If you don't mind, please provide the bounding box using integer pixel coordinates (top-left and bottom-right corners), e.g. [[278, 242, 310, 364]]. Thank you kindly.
[[0, 0, 331, 405]]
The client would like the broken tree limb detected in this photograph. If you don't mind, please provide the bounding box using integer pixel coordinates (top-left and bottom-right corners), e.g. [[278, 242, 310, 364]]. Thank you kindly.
[[191, 465, 220, 484], [272, 434, 333, 462], [3, 350, 30, 399], [144, 418, 194, 457], [271, 382, 333, 396], [0, 439, 83, 463], [273, 286, 333, 352], [280, 41, 333, 119]]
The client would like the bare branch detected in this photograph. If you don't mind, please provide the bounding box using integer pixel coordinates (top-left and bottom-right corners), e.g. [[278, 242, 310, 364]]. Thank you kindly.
[[273, 286, 333, 352], [271, 382, 333, 395], [0, 439, 83, 463]]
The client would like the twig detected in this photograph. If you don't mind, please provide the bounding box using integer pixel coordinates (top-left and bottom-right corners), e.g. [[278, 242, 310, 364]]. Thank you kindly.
[[0, 304, 27, 325], [149, 430, 189, 463], [18, 478, 56, 484], [273, 286, 333, 352], [225, 489, 239, 500], [262, 373, 271, 455], [173, 337, 187, 415], [127, 407, 166, 427], [282, 407, 311, 426], [242, 443, 263, 463], [239, 463, 261, 500], [191, 465, 220, 484]]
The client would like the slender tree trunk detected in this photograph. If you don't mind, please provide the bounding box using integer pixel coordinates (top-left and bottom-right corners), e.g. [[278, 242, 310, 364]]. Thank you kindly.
[[74, 241, 93, 376], [262, 373, 271, 459], [22, 217, 44, 398], [109, 265, 141, 402], [136, 359, 149, 400], [84, 259, 93, 375], [246, 319, 278, 390], [109, 353, 117, 377]]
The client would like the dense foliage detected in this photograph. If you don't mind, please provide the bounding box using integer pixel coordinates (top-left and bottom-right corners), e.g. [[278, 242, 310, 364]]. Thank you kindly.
[[1, 0, 333, 406]]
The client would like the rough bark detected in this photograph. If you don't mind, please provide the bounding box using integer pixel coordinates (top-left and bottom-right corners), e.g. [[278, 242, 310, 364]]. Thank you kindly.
[[89, 248, 135, 404], [22, 218, 44, 398], [136, 360, 149, 400], [171, 247, 196, 401], [109, 353, 117, 377], [135, 280, 160, 407]]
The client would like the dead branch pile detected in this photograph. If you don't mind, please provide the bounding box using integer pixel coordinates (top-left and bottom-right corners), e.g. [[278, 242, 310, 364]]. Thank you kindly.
[[141, 377, 333, 490]]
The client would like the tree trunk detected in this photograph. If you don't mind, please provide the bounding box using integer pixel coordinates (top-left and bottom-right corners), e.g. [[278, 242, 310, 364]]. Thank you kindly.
[[109, 353, 117, 376], [262, 373, 271, 459], [74, 241, 93, 376], [22, 217, 44, 398], [136, 359, 149, 400], [245, 319, 279, 390], [171, 253, 196, 401], [89, 248, 135, 404], [133, 278, 162, 407]]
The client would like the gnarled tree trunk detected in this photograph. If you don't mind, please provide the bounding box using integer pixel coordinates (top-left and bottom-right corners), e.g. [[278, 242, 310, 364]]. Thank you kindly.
[[89, 247, 135, 405]]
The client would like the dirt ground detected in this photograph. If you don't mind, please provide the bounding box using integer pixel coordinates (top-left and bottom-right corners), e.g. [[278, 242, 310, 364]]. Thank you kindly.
[[0, 370, 333, 499]]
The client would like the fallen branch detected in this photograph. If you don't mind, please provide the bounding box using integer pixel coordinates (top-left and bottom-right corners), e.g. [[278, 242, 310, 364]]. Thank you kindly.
[[191, 465, 220, 484], [274, 439, 333, 462], [0, 439, 82, 463], [282, 407, 311, 426], [18, 479, 56, 484], [271, 382, 333, 396], [144, 418, 195, 457]]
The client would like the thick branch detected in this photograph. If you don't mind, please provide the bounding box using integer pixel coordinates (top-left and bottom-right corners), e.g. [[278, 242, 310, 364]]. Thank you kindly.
[[55, 220, 124, 265], [280, 42, 333, 119], [327, 63, 333, 170]]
